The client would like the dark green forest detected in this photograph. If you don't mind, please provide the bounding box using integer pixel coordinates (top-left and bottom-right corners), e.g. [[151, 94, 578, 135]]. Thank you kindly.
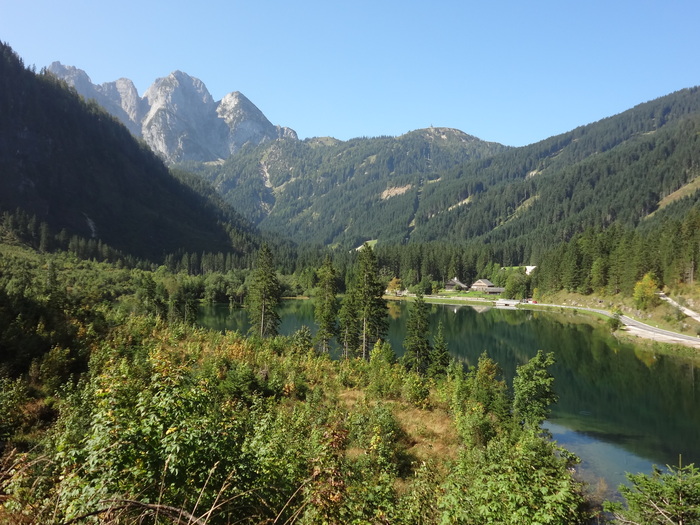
[[2, 41, 700, 523]]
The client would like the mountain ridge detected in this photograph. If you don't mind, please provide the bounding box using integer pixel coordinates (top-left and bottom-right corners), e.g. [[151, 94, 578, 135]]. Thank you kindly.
[[24, 50, 700, 265], [198, 86, 700, 257], [47, 62, 297, 164], [183, 125, 510, 238]]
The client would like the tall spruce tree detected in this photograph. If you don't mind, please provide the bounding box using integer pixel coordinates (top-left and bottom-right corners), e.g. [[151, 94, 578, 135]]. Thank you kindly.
[[314, 255, 339, 353], [402, 292, 432, 374], [246, 243, 281, 337], [427, 320, 451, 378], [338, 287, 360, 359], [355, 243, 388, 360]]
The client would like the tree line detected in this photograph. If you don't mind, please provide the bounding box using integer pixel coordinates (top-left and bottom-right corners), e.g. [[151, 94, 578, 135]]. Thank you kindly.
[[532, 205, 700, 300]]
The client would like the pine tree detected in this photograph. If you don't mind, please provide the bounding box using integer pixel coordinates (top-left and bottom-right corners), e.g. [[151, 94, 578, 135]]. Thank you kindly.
[[338, 287, 360, 359], [314, 255, 338, 353], [402, 292, 431, 375], [354, 243, 388, 360], [246, 244, 281, 337], [605, 464, 700, 524], [427, 321, 451, 378]]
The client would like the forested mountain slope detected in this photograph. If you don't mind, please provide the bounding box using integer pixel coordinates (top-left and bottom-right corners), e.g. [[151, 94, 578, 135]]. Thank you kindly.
[[182, 128, 509, 246], [411, 88, 700, 263], [0, 43, 259, 262], [189, 87, 700, 258]]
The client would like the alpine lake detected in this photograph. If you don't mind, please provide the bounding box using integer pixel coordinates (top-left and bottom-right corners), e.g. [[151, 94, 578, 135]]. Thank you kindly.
[[198, 298, 700, 493]]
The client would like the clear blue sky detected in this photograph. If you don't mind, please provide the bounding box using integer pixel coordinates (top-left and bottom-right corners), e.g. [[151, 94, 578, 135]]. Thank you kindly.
[[2, 1, 698, 146]]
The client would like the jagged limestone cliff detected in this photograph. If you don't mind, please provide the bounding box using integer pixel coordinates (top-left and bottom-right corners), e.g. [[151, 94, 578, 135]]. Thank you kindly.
[[48, 63, 297, 163]]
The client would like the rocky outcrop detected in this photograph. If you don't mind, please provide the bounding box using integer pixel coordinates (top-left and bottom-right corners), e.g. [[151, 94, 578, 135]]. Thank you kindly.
[[218, 91, 297, 155], [47, 63, 297, 163], [141, 70, 229, 163]]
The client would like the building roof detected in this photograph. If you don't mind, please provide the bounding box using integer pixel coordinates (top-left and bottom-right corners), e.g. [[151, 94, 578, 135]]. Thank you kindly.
[[446, 277, 468, 288]]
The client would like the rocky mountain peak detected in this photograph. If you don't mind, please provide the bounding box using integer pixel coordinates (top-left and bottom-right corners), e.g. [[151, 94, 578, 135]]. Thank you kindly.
[[47, 63, 297, 164], [99, 78, 145, 133], [48, 62, 94, 94], [141, 71, 229, 163], [217, 91, 297, 153], [218, 91, 267, 127], [145, 71, 216, 111]]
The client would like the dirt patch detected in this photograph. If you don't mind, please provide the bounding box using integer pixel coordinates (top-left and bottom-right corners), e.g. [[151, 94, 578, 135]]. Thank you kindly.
[[447, 196, 472, 211], [381, 185, 412, 200]]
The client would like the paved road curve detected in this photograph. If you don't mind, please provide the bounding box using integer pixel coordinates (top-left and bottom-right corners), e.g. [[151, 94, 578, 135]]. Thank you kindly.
[[421, 294, 700, 349], [525, 302, 700, 349]]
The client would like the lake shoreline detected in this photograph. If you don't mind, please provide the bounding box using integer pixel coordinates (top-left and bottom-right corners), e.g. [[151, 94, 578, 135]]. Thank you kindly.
[[384, 294, 700, 351]]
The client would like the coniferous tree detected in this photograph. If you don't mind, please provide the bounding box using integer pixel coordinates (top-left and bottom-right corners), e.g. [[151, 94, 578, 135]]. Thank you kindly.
[[169, 280, 201, 324], [402, 292, 431, 375], [314, 255, 338, 353], [589, 256, 608, 291], [354, 243, 388, 360], [246, 244, 281, 337], [338, 287, 360, 359], [427, 321, 451, 378], [605, 464, 700, 524]]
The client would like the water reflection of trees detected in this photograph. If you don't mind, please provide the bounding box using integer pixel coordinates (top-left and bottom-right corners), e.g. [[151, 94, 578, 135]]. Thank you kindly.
[[200, 300, 700, 467]]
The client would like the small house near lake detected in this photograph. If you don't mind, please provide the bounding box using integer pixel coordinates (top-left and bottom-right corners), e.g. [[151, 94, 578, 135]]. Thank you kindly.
[[444, 277, 469, 291], [470, 278, 505, 295]]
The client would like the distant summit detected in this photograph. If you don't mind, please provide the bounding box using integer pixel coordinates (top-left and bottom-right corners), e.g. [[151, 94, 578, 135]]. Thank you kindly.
[[47, 63, 297, 163]]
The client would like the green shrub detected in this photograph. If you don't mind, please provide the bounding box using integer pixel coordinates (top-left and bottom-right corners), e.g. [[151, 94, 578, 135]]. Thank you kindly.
[[605, 463, 700, 524], [401, 371, 430, 407], [0, 376, 27, 442]]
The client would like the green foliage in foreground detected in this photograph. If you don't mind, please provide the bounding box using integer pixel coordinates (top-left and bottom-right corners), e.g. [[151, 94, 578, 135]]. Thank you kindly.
[[1, 313, 589, 524], [605, 463, 700, 524], [0, 244, 697, 524]]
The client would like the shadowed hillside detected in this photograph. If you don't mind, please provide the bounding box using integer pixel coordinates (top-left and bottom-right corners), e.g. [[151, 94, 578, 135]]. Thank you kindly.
[[0, 42, 259, 262]]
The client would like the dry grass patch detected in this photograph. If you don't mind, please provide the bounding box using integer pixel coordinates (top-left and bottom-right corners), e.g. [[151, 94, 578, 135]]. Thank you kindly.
[[337, 389, 460, 461], [338, 388, 365, 409], [648, 175, 700, 218], [447, 196, 472, 212], [393, 405, 460, 463]]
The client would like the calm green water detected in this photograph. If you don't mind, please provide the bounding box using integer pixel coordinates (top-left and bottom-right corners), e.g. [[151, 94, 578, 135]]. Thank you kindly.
[[198, 300, 700, 490]]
